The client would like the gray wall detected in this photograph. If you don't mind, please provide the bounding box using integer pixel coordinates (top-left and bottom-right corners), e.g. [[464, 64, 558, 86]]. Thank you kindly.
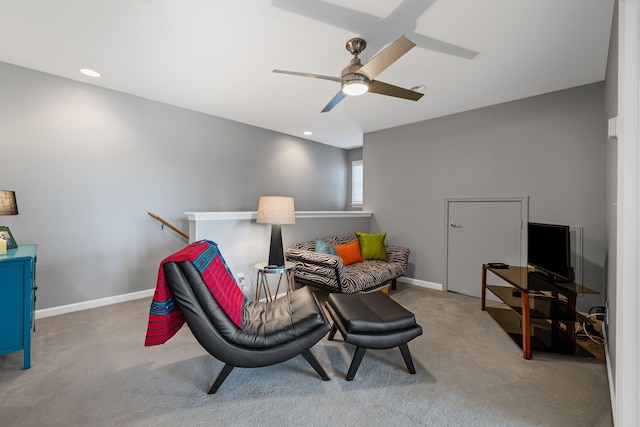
[[364, 83, 606, 311], [0, 61, 349, 309]]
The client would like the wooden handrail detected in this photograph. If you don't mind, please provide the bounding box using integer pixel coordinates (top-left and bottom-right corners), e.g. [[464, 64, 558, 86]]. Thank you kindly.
[[147, 211, 189, 240]]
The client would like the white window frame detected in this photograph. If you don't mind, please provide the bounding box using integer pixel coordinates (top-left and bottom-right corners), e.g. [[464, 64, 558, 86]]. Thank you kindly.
[[351, 160, 363, 207]]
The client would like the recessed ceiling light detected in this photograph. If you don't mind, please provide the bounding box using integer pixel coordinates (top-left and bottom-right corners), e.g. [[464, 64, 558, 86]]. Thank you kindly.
[[80, 68, 101, 78], [303, 131, 313, 136], [411, 84, 427, 93]]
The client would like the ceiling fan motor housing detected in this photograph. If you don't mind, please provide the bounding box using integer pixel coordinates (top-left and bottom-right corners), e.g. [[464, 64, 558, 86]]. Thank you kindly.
[[342, 56, 366, 75]]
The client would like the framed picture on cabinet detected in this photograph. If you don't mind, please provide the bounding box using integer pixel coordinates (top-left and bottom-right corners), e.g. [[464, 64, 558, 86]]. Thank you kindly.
[[0, 226, 17, 249]]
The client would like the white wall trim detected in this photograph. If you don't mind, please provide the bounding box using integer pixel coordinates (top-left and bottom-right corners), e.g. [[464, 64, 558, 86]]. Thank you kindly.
[[603, 325, 616, 422], [185, 210, 373, 221], [615, 1, 640, 425], [35, 289, 154, 319], [398, 277, 443, 291]]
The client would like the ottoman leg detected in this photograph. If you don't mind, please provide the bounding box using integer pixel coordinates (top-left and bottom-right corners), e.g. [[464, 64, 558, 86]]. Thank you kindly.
[[346, 346, 368, 381], [399, 343, 416, 374], [328, 324, 338, 341]]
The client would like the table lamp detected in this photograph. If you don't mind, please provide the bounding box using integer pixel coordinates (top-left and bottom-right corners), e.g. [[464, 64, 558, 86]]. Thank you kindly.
[[256, 196, 295, 267]]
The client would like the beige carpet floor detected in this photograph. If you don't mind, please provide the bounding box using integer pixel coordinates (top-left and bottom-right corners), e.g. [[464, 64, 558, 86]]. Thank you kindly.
[[0, 283, 613, 426]]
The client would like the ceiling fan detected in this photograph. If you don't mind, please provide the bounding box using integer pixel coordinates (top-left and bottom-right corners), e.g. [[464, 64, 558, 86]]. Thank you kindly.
[[273, 35, 424, 113]]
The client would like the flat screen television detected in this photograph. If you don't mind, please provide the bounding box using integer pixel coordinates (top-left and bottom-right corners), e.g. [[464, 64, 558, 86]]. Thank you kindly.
[[527, 222, 574, 282]]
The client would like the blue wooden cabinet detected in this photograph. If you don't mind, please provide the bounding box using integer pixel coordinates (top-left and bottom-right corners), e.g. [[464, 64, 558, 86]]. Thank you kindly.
[[0, 244, 37, 369]]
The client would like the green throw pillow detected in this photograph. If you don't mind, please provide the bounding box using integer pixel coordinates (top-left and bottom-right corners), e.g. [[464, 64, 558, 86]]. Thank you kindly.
[[354, 231, 388, 261]]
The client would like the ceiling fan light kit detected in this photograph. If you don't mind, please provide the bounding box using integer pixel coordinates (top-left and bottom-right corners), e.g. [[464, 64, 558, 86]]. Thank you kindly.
[[342, 75, 369, 96], [274, 35, 424, 112]]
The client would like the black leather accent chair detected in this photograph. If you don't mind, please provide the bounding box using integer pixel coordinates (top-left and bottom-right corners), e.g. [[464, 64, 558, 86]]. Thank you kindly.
[[163, 260, 331, 394]]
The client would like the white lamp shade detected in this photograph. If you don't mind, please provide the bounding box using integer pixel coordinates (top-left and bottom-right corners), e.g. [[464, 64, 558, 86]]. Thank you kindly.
[[256, 196, 295, 224]]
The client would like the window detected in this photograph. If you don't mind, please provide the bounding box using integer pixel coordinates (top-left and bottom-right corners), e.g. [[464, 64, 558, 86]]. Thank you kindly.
[[352, 160, 363, 207]]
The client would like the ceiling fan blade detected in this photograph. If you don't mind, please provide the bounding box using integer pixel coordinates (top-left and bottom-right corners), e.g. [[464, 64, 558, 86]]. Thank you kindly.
[[273, 69, 343, 83], [368, 80, 424, 101], [357, 35, 416, 80], [321, 91, 347, 113]]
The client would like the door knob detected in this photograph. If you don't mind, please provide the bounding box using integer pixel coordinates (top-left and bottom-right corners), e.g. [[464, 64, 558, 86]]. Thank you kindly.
[[450, 222, 462, 228]]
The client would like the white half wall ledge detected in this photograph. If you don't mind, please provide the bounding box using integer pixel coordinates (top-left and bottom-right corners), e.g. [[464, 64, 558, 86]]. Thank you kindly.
[[185, 211, 373, 221]]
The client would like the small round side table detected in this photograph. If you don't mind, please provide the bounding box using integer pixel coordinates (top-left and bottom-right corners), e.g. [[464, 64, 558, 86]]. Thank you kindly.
[[254, 261, 296, 302]]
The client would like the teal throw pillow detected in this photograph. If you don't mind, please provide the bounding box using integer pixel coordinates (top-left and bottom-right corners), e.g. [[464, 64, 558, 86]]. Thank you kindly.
[[315, 239, 338, 255], [354, 231, 388, 261]]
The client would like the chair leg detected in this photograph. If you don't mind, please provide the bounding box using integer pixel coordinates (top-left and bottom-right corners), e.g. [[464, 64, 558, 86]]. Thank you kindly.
[[328, 324, 338, 340], [301, 349, 330, 381], [208, 363, 235, 394], [391, 279, 397, 290], [346, 346, 368, 381], [399, 343, 416, 374]]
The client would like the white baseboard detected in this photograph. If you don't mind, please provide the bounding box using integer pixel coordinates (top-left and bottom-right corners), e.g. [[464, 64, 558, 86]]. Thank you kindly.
[[398, 277, 443, 291], [603, 326, 616, 425], [35, 289, 154, 319]]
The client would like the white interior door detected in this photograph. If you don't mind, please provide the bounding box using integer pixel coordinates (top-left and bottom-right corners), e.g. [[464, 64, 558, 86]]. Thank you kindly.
[[446, 198, 527, 298]]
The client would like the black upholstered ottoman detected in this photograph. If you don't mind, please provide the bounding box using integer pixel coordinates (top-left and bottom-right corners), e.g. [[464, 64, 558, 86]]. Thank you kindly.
[[325, 292, 423, 381]]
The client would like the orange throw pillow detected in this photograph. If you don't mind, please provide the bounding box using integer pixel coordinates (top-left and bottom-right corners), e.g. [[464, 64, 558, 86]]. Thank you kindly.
[[333, 240, 364, 266]]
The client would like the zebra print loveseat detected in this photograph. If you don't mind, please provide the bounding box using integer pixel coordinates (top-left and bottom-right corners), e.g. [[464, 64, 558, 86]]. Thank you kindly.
[[284, 236, 410, 294]]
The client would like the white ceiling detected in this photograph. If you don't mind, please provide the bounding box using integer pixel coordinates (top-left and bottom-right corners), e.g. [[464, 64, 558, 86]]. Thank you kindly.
[[0, 0, 614, 149]]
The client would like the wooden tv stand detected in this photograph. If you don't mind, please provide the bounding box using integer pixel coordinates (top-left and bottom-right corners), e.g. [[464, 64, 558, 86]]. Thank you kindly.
[[481, 264, 598, 359]]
